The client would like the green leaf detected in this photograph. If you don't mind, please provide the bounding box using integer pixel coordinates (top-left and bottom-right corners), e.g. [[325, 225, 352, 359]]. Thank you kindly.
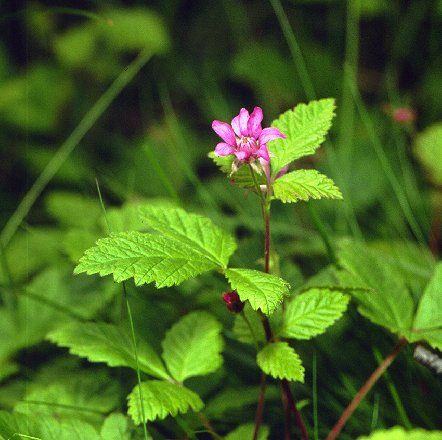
[[127, 380, 203, 423], [208, 152, 267, 188], [225, 268, 290, 315], [232, 304, 266, 344], [414, 123, 442, 186], [269, 98, 336, 175], [0, 411, 101, 440], [74, 231, 218, 287], [257, 342, 304, 382], [100, 413, 149, 440], [273, 169, 342, 203], [225, 423, 269, 440], [411, 263, 442, 349], [47, 322, 170, 380], [281, 288, 349, 340], [139, 205, 236, 267], [161, 312, 223, 382], [357, 426, 442, 439], [337, 240, 415, 336]]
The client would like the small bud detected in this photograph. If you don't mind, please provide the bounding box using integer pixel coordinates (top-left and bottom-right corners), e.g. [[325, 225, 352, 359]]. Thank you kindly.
[[392, 107, 415, 124], [222, 290, 244, 313]]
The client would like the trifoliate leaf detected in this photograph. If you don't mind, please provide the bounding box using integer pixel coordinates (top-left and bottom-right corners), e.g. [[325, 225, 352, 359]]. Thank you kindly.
[[411, 263, 442, 349], [161, 311, 223, 382], [256, 342, 304, 382], [280, 288, 349, 340], [273, 169, 342, 203], [225, 423, 270, 440], [337, 240, 415, 336], [127, 380, 203, 423], [74, 231, 217, 287], [225, 268, 290, 315], [357, 426, 442, 439], [47, 322, 170, 380], [414, 122, 442, 186], [139, 205, 236, 267], [269, 98, 336, 175]]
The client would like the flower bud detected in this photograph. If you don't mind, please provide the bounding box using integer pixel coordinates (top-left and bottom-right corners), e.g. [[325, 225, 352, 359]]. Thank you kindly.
[[392, 107, 415, 124], [222, 290, 244, 313]]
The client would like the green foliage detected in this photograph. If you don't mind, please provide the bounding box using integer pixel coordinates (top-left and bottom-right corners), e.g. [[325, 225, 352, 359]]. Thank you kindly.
[[225, 268, 290, 315], [47, 322, 170, 380], [139, 205, 236, 267], [414, 123, 442, 186], [232, 304, 266, 344], [74, 231, 218, 287], [127, 381, 203, 424], [269, 98, 336, 175], [357, 426, 442, 439], [280, 288, 349, 339], [273, 169, 342, 203], [162, 311, 223, 382], [410, 263, 442, 349], [256, 342, 304, 382], [225, 422, 270, 440]]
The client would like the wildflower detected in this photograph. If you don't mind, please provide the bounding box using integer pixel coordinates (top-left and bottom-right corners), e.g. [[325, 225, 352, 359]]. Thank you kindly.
[[212, 107, 285, 171], [222, 290, 244, 313]]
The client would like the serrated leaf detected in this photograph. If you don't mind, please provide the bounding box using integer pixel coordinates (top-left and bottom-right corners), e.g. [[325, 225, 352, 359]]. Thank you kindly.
[[225, 423, 269, 440], [139, 205, 236, 267], [411, 263, 442, 349], [127, 380, 203, 423], [74, 231, 217, 287], [269, 98, 336, 175], [273, 169, 342, 203], [161, 311, 223, 382], [337, 240, 415, 336], [281, 288, 349, 340], [47, 322, 170, 380], [357, 426, 442, 439], [257, 342, 304, 382], [225, 268, 290, 315]]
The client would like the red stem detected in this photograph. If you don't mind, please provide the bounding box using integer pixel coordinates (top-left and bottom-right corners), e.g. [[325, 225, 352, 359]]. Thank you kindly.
[[252, 372, 267, 440], [326, 338, 407, 440], [281, 382, 292, 440]]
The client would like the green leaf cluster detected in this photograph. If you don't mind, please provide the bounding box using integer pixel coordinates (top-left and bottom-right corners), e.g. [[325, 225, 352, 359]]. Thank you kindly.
[[47, 311, 223, 424]]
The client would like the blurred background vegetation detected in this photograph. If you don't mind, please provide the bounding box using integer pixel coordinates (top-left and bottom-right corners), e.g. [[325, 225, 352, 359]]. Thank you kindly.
[[0, 1, 441, 439]]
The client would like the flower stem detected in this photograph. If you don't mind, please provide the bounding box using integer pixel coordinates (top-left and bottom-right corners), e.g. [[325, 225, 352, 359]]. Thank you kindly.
[[326, 337, 407, 440], [250, 165, 309, 440]]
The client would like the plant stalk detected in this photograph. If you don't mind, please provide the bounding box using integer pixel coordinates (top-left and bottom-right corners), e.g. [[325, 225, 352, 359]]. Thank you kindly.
[[250, 166, 309, 440], [326, 338, 407, 440]]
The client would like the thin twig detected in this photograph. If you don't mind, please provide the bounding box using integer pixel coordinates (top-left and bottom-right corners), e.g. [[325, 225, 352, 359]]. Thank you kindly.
[[326, 338, 407, 440], [197, 413, 223, 440], [252, 372, 268, 440]]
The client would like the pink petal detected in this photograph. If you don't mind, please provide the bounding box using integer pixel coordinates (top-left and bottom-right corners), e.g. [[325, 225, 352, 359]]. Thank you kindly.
[[247, 107, 263, 138], [258, 127, 286, 145], [214, 142, 235, 156], [231, 115, 241, 136], [234, 150, 248, 161], [212, 120, 236, 145], [238, 108, 250, 136], [257, 145, 270, 162]]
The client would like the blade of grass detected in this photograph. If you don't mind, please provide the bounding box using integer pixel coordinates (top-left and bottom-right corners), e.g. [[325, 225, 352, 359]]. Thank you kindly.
[[373, 348, 412, 429], [1, 49, 153, 248], [269, 0, 363, 250], [312, 351, 319, 440], [95, 179, 149, 440], [346, 67, 426, 245]]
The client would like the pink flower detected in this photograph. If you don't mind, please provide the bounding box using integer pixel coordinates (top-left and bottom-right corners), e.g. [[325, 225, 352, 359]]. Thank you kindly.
[[392, 107, 416, 124], [212, 107, 285, 165]]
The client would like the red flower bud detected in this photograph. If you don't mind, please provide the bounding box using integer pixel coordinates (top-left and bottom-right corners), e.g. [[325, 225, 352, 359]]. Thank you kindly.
[[222, 290, 244, 313]]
